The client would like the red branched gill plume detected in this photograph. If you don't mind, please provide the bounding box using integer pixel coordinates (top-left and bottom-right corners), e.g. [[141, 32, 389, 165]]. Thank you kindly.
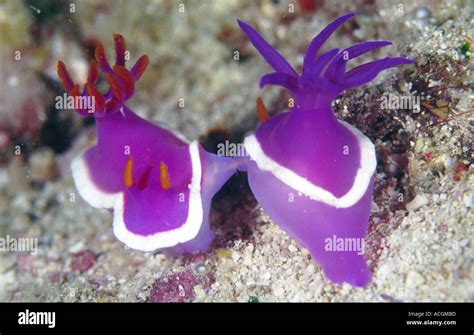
[[57, 34, 150, 117]]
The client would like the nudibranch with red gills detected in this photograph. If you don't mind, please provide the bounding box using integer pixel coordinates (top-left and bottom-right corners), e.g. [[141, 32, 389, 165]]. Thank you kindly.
[[58, 34, 236, 253], [238, 13, 413, 287]]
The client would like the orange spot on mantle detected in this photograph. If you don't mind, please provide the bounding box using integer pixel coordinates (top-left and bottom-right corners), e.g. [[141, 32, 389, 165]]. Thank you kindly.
[[256, 97, 269, 123], [124, 156, 134, 189], [160, 161, 172, 191]]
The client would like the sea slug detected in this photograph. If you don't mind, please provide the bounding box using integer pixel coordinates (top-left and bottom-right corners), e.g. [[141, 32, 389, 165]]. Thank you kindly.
[[238, 13, 413, 286], [57, 34, 236, 254]]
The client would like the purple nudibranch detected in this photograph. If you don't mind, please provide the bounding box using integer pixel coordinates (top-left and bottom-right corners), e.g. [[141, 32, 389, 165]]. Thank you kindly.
[[58, 35, 236, 254], [238, 13, 413, 287]]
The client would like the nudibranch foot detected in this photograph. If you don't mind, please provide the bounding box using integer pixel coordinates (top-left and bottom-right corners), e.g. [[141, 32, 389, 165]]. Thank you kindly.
[[162, 150, 237, 256], [59, 35, 236, 253], [246, 160, 373, 287]]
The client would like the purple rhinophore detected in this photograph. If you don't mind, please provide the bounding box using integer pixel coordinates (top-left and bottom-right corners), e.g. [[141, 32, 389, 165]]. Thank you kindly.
[[238, 13, 413, 287], [58, 35, 236, 254]]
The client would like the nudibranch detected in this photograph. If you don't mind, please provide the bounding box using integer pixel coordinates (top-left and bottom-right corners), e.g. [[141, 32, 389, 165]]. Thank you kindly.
[[238, 13, 413, 287], [57, 35, 236, 254]]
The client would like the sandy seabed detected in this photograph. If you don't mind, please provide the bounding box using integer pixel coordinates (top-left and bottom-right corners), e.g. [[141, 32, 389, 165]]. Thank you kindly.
[[0, 0, 472, 302]]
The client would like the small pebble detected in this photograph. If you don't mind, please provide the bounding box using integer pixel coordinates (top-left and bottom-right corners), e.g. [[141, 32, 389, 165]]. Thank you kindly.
[[70, 250, 97, 274], [406, 194, 429, 211], [415, 7, 431, 20], [29, 148, 58, 182], [406, 270, 425, 287], [195, 264, 207, 274]]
